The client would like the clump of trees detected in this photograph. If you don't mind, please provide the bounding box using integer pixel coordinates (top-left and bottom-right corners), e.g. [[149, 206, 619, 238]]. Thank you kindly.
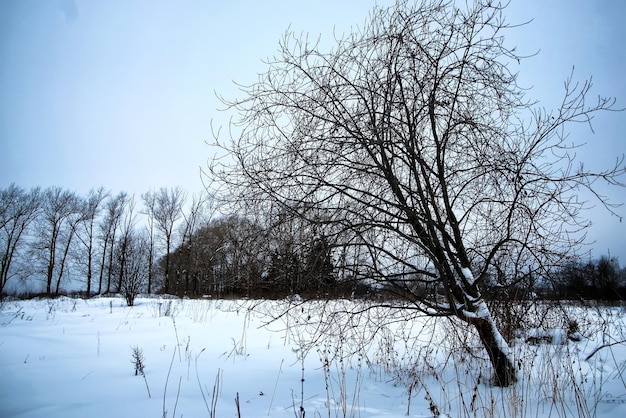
[[0, 184, 198, 301], [0, 184, 354, 301], [546, 256, 626, 300], [1, 184, 40, 295], [166, 213, 342, 299]]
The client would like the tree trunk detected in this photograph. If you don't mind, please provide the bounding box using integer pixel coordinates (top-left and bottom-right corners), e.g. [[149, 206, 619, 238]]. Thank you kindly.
[[85, 231, 94, 296], [146, 241, 153, 294], [106, 234, 115, 294], [163, 236, 171, 294], [97, 234, 109, 295], [55, 230, 74, 295], [46, 239, 56, 296], [86, 250, 92, 296], [471, 315, 517, 386]]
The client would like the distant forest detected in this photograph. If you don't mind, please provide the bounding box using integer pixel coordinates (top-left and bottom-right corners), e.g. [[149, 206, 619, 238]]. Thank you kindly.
[[1, 184, 625, 302]]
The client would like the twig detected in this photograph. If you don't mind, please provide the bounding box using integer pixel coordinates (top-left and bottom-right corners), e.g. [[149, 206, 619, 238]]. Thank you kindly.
[[172, 376, 182, 417], [163, 345, 177, 418], [287, 393, 318, 413], [172, 316, 181, 362], [268, 358, 284, 415], [143, 373, 152, 399], [211, 369, 221, 418], [585, 339, 626, 361], [235, 392, 241, 418], [195, 349, 211, 414]]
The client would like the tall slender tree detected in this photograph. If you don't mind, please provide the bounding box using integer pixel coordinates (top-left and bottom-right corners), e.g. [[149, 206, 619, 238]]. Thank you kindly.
[[75, 187, 108, 296], [153, 187, 186, 294], [0, 185, 41, 295], [37, 187, 80, 295], [141, 191, 157, 294], [115, 195, 137, 293], [176, 192, 209, 296], [98, 192, 127, 294], [53, 204, 83, 295], [119, 228, 149, 306]]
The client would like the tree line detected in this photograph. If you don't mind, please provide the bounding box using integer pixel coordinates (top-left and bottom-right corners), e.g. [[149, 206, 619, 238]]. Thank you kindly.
[[1, 184, 186, 302], [2, 183, 624, 304], [0, 184, 349, 302]]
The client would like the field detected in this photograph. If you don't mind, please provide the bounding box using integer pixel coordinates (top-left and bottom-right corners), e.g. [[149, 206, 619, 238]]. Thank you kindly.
[[1, 296, 625, 417]]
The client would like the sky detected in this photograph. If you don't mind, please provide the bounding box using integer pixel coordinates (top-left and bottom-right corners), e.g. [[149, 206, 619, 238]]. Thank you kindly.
[[0, 0, 624, 261]]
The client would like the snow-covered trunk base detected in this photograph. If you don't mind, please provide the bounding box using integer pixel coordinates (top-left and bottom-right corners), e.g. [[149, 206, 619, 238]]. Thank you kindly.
[[472, 316, 517, 387]]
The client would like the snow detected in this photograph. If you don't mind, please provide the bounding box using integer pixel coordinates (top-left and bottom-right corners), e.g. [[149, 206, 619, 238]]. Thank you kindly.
[[1, 296, 625, 418], [461, 300, 491, 320], [460, 267, 475, 285]]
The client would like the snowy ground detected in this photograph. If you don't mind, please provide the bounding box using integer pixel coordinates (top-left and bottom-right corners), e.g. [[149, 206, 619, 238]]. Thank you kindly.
[[0, 296, 625, 418]]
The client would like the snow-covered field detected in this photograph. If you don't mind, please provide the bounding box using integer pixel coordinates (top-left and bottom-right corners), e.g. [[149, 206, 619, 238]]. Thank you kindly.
[[0, 296, 625, 417]]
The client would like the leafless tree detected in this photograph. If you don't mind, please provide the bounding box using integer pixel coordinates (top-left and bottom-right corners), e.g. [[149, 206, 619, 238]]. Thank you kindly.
[[119, 228, 149, 307], [141, 190, 158, 294], [174, 191, 211, 296], [215, 215, 267, 296], [0, 185, 41, 295], [183, 217, 232, 297], [74, 187, 108, 296], [149, 187, 186, 294], [36, 187, 80, 295], [53, 201, 83, 295], [115, 195, 138, 293], [168, 214, 269, 297], [210, 0, 624, 385], [98, 192, 128, 294]]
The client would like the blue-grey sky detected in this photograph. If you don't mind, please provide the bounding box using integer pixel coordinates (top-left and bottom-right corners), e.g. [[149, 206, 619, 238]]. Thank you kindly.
[[0, 0, 624, 261]]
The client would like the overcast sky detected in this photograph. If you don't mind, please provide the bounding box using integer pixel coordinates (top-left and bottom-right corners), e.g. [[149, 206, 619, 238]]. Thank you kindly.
[[0, 0, 624, 261]]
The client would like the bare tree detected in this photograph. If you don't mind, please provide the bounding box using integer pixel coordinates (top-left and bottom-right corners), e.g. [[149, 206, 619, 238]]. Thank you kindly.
[[181, 217, 231, 297], [97, 192, 127, 294], [168, 214, 269, 297], [216, 215, 267, 296], [119, 228, 149, 307], [75, 187, 108, 296], [174, 191, 211, 297], [141, 190, 158, 294], [36, 187, 80, 295], [115, 195, 138, 293], [152, 187, 186, 294], [53, 201, 83, 295], [210, 0, 624, 385], [0, 185, 41, 295]]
